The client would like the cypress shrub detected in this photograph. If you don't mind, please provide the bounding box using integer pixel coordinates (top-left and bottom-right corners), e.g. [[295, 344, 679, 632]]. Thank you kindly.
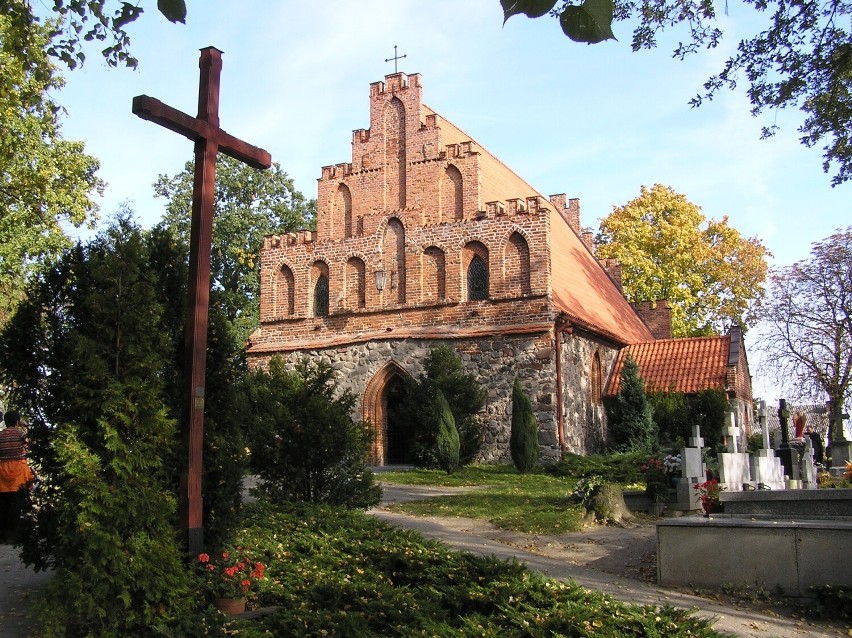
[[510, 377, 539, 473], [605, 355, 657, 452], [434, 388, 461, 474]]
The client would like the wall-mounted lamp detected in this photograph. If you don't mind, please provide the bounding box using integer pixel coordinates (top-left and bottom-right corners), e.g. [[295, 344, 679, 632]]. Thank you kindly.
[[375, 270, 386, 291]]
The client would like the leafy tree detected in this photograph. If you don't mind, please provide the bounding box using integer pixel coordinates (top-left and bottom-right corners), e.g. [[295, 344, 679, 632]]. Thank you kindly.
[[596, 184, 770, 337], [242, 356, 381, 509], [605, 355, 657, 452], [756, 227, 852, 427], [1, 0, 186, 71], [0, 214, 193, 633], [648, 387, 729, 449], [503, 0, 852, 185], [648, 390, 689, 446], [434, 389, 461, 474], [153, 155, 316, 343], [0, 14, 103, 328], [421, 345, 486, 464], [510, 377, 539, 473]]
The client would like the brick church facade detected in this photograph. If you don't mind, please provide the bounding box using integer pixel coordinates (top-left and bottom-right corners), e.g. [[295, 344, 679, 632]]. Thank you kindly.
[[248, 72, 673, 464]]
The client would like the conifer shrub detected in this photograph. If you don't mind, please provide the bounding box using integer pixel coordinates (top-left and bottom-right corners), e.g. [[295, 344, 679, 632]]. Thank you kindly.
[[392, 345, 486, 468], [510, 377, 539, 473], [0, 217, 195, 634], [242, 356, 381, 509], [434, 388, 461, 474], [604, 355, 657, 452]]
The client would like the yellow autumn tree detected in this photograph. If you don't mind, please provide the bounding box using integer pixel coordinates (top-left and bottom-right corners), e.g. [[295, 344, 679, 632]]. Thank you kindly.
[[596, 184, 770, 337]]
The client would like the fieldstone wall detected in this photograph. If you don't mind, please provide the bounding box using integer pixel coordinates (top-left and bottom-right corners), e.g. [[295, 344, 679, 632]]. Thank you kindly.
[[559, 331, 620, 455], [252, 331, 562, 464]]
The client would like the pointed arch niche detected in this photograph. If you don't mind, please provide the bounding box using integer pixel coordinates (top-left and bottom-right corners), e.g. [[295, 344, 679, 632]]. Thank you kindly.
[[336, 183, 353, 238], [384, 97, 406, 210], [505, 231, 532, 296], [276, 263, 295, 316], [362, 361, 413, 465], [422, 246, 446, 303], [382, 218, 406, 305], [441, 164, 464, 222], [346, 257, 366, 310]]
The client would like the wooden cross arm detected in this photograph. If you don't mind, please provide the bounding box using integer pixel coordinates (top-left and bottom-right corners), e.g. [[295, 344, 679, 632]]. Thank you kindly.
[[132, 95, 272, 170]]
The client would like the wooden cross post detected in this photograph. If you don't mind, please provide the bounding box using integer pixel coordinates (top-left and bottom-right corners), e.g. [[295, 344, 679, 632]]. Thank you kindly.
[[132, 47, 271, 554]]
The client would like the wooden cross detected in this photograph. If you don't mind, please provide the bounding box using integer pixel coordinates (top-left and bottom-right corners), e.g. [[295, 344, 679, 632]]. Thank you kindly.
[[132, 47, 271, 554], [385, 45, 407, 73]]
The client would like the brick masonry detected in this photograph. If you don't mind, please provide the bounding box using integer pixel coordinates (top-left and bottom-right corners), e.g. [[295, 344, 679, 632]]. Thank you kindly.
[[248, 72, 644, 465]]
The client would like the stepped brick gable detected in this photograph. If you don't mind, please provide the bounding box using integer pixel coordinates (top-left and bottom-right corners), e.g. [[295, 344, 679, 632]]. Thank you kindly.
[[248, 72, 752, 463]]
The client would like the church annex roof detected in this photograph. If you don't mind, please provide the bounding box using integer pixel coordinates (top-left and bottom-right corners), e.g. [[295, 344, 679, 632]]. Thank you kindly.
[[604, 335, 733, 397]]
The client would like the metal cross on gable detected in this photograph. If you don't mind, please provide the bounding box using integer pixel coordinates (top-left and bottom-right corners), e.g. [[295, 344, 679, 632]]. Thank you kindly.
[[132, 46, 271, 555], [385, 45, 407, 73]]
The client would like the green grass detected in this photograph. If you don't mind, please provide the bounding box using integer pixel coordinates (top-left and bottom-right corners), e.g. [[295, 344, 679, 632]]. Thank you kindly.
[[182, 500, 727, 637], [378, 464, 613, 534]]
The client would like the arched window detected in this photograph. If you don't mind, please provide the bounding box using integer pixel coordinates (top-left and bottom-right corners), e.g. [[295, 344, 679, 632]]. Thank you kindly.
[[467, 255, 489, 301], [590, 350, 603, 405], [314, 274, 329, 317]]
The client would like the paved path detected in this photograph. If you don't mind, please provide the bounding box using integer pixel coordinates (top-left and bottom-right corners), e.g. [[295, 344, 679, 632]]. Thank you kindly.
[[370, 483, 852, 638], [0, 543, 51, 638]]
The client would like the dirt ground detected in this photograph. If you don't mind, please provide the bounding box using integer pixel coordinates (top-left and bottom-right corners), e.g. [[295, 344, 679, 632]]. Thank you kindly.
[[427, 514, 660, 582]]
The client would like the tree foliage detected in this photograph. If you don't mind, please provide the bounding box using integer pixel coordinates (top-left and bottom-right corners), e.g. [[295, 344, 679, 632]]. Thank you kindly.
[[0, 14, 103, 327], [510, 377, 539, 473], [390, 345, 486, 468], [605, 355, 657, 452], [596, 184, 770, 337], [756, 227, 852, 417], [153, 155, 316, 344], [1, 0, 186, 71], [420, 345, 487, 465], [648, 387, 729, 449], [434, 389, 461, 474], [503, 0, 852, 185], [0, 214, 193, 633], [242, 356, 381, 509]]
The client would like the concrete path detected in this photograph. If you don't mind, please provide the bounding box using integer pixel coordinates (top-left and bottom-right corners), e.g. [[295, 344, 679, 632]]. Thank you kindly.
[[0, 543, 51, 638], [370, 483, 852, 638]]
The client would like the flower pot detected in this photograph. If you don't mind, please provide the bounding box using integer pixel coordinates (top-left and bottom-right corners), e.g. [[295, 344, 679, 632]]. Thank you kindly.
[[702, 500, 720, 516], [651, 502, 665, 516], [214, 597, 246, 615]]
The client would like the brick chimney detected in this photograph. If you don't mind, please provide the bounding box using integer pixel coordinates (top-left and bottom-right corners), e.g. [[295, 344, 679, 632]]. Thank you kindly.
[[599, 258, 622, 292], [631, 300, 672, 340]]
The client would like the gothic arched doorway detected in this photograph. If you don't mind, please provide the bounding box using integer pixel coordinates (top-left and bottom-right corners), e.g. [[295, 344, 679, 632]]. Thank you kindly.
[[362, 361, 413, 465]]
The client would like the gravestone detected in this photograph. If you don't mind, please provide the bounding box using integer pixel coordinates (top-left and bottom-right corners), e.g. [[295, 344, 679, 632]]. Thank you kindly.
[[719, 410, 751, 491], [673, 424, 704, 510], [751, 400, 785, 490], [775, 399, 800, 482], [828, 402, 851, 477], [800, 436, 819, 489]]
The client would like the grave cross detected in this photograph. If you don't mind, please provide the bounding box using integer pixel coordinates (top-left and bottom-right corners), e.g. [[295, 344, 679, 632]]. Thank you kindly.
[[385, 45, 407, 73], [132, 47, 271, 554], [724, 411, 741, 454], [829, 401, 850, 442]]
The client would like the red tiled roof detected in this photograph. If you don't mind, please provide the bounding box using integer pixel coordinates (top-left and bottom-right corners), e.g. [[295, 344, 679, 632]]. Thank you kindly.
[[605, 335, 732, 396]]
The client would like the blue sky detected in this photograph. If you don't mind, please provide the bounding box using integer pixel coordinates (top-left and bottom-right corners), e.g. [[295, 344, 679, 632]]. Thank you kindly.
[[52, 1, 849, 405]]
